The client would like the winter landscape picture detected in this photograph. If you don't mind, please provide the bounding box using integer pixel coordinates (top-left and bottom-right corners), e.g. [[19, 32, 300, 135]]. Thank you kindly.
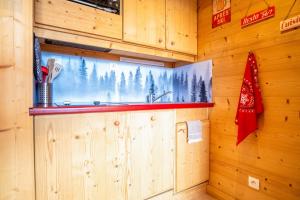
[[41, 52, 212, 104], [173, 61, 212, 103]]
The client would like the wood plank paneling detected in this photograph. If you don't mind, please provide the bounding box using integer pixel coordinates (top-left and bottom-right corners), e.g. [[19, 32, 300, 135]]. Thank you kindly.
[[123, 0, 166, 48], [176, 120, 210, 192], [198, 0, 300, 199], [175, 108, 210, 192], [127, 111, 175, 199], [0, 0, 35, 199], [35, 110, 175, 200], [34, 27, 196, 62], [35, 0, 122, 39], [166, 0, 198, 55], [35, 113, 128, 200]]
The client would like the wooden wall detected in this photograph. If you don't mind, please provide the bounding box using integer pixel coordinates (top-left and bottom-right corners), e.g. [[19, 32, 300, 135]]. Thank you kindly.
[[0, 0, 35, 199], [198, 0, 300, 199]]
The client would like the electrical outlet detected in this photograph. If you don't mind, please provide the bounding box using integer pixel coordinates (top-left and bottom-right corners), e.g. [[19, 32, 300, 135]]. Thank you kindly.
[[248, 176, 260, 190]]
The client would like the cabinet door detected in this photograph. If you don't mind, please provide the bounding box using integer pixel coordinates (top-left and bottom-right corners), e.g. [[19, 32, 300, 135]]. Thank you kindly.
[[175, 120, 209, 192], [34, 113, 127, 200], [35, 0, 122, 39], [123, 0, 166, 48], [166, 0, 197, 55], [127, 111, 175, 200]]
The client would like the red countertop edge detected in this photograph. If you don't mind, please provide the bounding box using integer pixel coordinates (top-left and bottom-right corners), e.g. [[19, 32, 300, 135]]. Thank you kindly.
[[29, 103, 214, 116]]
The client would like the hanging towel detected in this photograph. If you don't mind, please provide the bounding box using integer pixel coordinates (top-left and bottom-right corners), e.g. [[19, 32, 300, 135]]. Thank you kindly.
[[186, 120, 203, 144], [235, 52, 264, 145]]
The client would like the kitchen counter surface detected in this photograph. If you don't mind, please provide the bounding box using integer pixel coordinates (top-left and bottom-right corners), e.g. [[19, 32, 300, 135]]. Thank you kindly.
[[29, 102, 214, 116]]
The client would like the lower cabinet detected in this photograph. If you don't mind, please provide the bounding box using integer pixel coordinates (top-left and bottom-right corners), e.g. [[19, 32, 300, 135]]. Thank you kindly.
[[34, 110, 175, 200], [127, 111, 175, 199], [175, 109, 210, 192]]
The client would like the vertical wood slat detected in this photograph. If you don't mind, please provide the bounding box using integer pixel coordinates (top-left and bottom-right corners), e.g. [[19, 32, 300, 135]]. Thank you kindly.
[[166, 0, 198, 55], [198, 0, 300, 199], [0, 0, 34, 200], [123, 0, 166, 48], [175, 108, 210, 192], [34, 110, 175, 200]]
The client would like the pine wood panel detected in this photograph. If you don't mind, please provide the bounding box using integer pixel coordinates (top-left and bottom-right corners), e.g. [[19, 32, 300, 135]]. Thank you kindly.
[[35, 110, 175, 200], [34, 27, 196, 62], [0, 0, 35, 199], [175, 108, 210, 192], [35, 113, 127, 200], [147, 190, 173, 200], [0, 17, 14, 67], [123, 0, 166, 48], [35, 0, 122, 39], [198, 0, 300, 199], [127, 111, 175, 199], [166, 0, 198, 55], [175, 120, 210, 192]]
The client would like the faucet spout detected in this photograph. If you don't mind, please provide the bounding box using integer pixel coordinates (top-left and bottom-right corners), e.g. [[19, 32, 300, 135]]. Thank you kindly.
[[147, 91, 172, 103]]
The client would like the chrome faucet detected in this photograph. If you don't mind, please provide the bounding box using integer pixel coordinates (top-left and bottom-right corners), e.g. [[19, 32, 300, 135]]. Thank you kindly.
[[146, 91, 172, 103]]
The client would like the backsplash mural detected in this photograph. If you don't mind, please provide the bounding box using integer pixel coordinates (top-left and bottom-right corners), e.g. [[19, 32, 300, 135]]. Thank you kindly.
[[41, 52, 212, 104], [173, 61, 212, 103]]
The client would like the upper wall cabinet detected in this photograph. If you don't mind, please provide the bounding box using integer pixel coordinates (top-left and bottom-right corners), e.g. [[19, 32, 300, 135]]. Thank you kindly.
[[123, 0, 166, 49], [35, 0, 122, 39], [166, 0, 197, 55]]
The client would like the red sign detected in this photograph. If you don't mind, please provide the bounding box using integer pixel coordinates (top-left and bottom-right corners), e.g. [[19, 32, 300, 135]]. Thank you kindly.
[[212, 0, 231, 28], [241, 6, 275, 28], [280, 14, 300, 32]]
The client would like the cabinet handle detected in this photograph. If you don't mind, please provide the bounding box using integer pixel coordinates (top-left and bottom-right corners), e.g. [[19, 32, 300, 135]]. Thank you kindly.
[[150, 116, 156, 121], [171, 41, 175, 46], [114, 121, 120, 126], [158, 38, 163, 43]]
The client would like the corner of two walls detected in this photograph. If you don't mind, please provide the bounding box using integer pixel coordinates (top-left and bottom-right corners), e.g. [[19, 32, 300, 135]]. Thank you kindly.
[[197, 0, 300, 199]]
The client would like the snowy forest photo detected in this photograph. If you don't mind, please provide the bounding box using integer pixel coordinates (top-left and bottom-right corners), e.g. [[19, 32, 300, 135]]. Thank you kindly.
[[41, 52, 212, 104]]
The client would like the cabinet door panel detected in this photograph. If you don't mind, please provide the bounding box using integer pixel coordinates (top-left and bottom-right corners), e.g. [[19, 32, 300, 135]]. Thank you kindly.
[[127, 111, 175, 199], [123, 0, 166, 48], [175, 120, 209, 192], [166, 0, 197, 55], [35, 0, 122, 39], [34, 113, 127, 200]]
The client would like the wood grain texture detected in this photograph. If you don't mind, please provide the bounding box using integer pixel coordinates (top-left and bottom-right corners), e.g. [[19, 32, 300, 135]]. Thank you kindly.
[[40, 43, 175, 68], [35, 0, 122, 39], [127, 111, 175, 199], [123, 0, 166, 48], [166, 0, 198, 55], [34, 27, 196, 62], [175, 109, 210, 192], [0, 0, 35, 199], [35, 113, 128, 200], [175, 120, 209, 192], [34, 110, 175, 200], [198, 0, 300, 199]]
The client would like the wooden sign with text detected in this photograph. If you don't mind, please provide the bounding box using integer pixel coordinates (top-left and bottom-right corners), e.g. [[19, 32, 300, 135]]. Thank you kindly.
[[241, 6, 275, 28], [280, 15, 300, 32], [212, 0, 231, 28]]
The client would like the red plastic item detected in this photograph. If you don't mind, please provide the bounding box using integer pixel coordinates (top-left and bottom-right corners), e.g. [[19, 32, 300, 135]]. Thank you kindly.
[[41, 66, 48, 82]]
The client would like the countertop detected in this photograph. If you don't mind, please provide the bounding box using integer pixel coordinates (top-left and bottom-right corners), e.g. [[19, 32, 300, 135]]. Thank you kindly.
[[29, 102, 214, 116]]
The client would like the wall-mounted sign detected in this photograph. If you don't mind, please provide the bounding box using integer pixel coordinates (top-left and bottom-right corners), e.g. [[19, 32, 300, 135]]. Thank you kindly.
[[212, 0, 231, 28], [241, 6, 275, 28], [280, 14, 300, 32]]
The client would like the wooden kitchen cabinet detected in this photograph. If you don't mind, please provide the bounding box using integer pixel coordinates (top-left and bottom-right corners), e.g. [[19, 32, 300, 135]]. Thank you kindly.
[[123, 0, 166, 48], [166, 0, 198, 55], [35, 0, 122, 39], [34, 113, 128, 200], [175, 109, 209, 192], [127, 111, 175, 199], [34, 110, 175, 200]]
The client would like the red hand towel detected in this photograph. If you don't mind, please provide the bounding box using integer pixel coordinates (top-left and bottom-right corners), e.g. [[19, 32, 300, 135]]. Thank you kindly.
[[235, 52, 263, 145]]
